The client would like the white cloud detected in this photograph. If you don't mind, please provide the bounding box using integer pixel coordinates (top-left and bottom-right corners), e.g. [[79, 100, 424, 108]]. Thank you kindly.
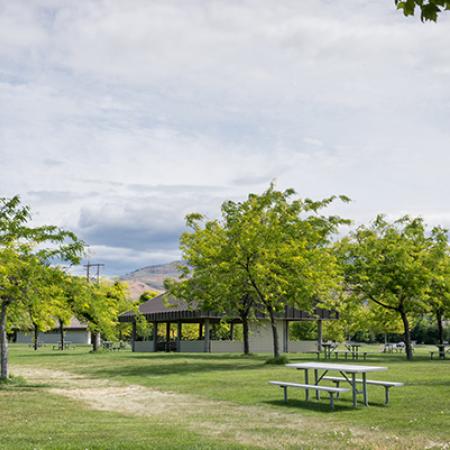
[[0, 0, 449, 274]]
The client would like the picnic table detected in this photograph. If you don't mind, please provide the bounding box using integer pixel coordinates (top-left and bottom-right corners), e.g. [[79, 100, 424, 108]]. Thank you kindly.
[[345, 343, 362, 359], [430, 344, 449, 360], [286, 362, 388, 407], [102, 341, 114, 350], [52, 341, 74, 350], [384, 343, 403, 352], [321, 343, 337, 359], [102, 340, 127, 351]]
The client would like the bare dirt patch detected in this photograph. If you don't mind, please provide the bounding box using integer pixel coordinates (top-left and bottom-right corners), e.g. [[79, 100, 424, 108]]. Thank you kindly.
[[13, 366, 440, 450]]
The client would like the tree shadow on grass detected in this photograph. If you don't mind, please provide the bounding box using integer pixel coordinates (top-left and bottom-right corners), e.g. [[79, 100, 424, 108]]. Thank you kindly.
[[128, 352, 269, 362], [0, 378, 52, 390], [84, 359, 266, 379], [12, 351, 86, 359], [263, 398, 356, 413], [0, 383, 53, 391]]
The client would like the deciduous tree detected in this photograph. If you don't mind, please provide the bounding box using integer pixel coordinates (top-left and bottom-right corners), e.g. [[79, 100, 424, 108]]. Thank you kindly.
[[426, 226, 450, 346], [169, 185, 349, 358], [0, 196, 84, 380], [339, 215, 432, 360]]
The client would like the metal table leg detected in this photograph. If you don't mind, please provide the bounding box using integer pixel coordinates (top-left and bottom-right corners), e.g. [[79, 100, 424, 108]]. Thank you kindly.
[[362, 372, 368, 406], [314, 369, 320, 400], [304, 369, 309, 401], [351, 372, 357, 407]]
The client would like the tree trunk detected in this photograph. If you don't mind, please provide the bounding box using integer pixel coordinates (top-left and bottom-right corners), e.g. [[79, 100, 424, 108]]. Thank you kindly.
[[267, 306, 280, 358], [400, 310, 413, 361], [238, 294, 253, 355], [0, 301, 9, 380], [242, 317, 250, 355], [436, 308, 444, 346], [92, 332, 101, 352], [33, 323, 39, 351], [59, 319, 65, 350]]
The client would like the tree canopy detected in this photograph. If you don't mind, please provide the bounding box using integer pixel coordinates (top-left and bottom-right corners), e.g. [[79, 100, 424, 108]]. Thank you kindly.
[[339, 215, 437, 360], [395, 0, 450, 21], [168, 184, 350, 358], [0, 196, 85, 379]]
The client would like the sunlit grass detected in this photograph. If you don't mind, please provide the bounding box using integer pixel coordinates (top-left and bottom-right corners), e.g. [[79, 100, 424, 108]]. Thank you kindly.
[[3, 344, 450, 449]]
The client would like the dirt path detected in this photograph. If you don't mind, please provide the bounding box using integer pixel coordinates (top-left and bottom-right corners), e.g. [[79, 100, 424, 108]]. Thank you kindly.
[[12, 366, 442, 450]]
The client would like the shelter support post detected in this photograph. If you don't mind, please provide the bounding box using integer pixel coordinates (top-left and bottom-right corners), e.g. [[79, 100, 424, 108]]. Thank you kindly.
[[317, 319, 323, 352], [152, 321, 158, 352], [177, 321, 182, 351], [131, 321, 137, 352], [165, 322, 171, 352]]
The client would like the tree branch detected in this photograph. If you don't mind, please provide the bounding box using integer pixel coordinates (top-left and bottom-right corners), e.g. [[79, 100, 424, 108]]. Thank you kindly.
[[366, 292, 398, 311]]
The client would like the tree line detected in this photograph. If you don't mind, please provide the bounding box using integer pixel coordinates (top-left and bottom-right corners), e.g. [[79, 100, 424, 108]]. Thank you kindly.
[[166, 185, 450, 361], [0, 196, 131, 381]]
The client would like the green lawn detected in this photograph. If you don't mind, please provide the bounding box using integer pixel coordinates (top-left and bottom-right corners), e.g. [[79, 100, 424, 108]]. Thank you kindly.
[[2, 344, 449, 449]]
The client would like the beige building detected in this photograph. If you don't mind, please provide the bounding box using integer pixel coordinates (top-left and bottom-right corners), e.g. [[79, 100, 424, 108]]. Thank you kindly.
[[15, 317, 91, 345], [119, 293, 338, 353]]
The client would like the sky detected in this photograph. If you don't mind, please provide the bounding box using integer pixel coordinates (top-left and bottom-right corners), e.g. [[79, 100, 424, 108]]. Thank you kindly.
[[1, 0, 449, 275]]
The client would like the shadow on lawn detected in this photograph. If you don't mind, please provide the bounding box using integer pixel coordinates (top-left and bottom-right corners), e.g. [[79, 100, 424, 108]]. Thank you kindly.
[[128, 352, 269, 362], [86, 358, 266, 378], [264, 398, 357, 413], [0, 383, 53, 390]]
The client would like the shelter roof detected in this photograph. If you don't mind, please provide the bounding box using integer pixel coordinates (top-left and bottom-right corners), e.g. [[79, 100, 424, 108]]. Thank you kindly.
[[119, 293, 338, 323]]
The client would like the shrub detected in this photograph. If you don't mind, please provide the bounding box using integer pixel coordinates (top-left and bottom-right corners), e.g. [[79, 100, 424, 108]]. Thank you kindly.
[[265, 355, 289, 365]]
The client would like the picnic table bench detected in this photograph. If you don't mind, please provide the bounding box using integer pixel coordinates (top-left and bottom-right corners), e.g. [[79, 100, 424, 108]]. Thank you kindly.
[[270, 381, 349, 410], [321, 376, 403, 404], [430, 345, 449, 360]]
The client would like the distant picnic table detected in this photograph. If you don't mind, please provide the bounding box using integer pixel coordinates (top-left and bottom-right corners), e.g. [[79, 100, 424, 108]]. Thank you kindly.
[[430, 344, 449, 360], [320, 342, 367, 361], [52, 341, 75, 350], [102, 341, 128, 351]]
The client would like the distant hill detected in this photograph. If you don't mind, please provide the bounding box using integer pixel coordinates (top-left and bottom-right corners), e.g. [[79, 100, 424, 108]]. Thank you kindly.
[[121, 261, 182, 299]]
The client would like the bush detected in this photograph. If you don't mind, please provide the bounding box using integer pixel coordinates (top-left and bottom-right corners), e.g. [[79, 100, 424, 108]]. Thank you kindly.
[[0, 374, 27, 388], [265, 355, 289, 365], [289, 321, 317, 340], [412, 318, 450, 344]]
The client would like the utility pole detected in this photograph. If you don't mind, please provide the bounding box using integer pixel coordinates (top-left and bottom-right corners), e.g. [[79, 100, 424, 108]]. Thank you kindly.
[[83, 262, 104, 285], [83, 261, 105, 352]]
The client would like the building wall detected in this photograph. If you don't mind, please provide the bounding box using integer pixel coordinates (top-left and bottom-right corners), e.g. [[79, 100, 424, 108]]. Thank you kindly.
[[210, 340, 244, 353], [178, 340, 205, 352], [287, 340, 318, 353], [248, 320, 284, 353], [133, 340, 155, 352], [16, 330, 91, 345], [131, 320, 319, 354]]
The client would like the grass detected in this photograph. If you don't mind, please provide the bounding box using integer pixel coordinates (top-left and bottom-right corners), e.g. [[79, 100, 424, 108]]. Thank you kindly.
[[2, 344, 450, 449], [0, 388, 245, 450]]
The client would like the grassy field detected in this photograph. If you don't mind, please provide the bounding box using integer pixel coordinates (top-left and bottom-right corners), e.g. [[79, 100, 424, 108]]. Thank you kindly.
[[1, 344, 449, 449]]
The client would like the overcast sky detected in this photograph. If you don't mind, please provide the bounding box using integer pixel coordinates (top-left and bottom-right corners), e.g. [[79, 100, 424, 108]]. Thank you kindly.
[[1, 1, 449, 275]]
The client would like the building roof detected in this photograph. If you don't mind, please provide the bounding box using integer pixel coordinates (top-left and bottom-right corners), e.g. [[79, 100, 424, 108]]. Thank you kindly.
[[119, 292, 338, 323], [67, 317, 89, 330]]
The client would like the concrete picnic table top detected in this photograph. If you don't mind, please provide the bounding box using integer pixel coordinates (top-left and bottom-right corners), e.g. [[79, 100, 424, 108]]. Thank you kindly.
[[286, 362, 387, 373]]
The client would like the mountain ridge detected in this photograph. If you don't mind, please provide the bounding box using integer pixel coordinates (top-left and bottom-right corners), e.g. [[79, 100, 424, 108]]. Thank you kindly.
[[121, 261, 182, 299]]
